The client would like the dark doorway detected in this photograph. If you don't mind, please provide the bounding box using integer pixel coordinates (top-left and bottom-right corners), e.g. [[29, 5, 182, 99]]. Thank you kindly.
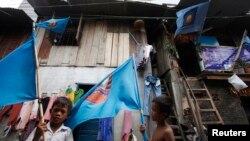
[[175, 41, 201, 76], [73, 83, 99, 141]]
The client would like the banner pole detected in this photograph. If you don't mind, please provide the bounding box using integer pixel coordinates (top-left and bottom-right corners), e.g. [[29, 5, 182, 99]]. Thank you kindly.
[[132, 54, 148, 141], [33, 23, 46, 141]]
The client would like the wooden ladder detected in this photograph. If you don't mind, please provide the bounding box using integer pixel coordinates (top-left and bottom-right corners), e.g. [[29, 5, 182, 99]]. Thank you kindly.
[[183, 77, 224, 125], [161, 80, 186, 141]]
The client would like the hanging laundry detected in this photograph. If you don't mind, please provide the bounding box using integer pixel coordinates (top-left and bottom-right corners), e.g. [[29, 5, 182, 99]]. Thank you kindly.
[[144, 45, 153, 63], [19, 119, 38, 141], [135, 44, 153, 70], [97, 117, 113, 141], [121, 111, 132, 141], [74, 89, 84, 103], [29, 99, 39, 120], [65, 87, 75, 103], [0, 105, 12, 123], [15, 101, 34, 130], [7, 103, 23, 126], [143, 75, 162, 116], [0, 103, 22, 138], [0, 103, 23, 138]]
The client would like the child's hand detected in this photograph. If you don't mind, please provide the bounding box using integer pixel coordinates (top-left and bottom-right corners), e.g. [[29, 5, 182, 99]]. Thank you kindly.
[[140, 124, 152, 141], [140, 124, 146, 133], [33, 122, 47, 140], [37, 122, 47, 133]]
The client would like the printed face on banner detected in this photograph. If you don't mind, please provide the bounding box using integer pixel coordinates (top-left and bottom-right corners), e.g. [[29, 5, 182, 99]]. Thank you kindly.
[[86, 76, 112, 104], [48, 20, 57, 28], [183, 8, 197, 26], [200, 46, 237, 71]]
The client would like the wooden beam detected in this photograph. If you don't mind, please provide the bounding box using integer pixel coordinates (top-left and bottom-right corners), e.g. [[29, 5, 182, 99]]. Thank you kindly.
[[201, 72, 250, 82]]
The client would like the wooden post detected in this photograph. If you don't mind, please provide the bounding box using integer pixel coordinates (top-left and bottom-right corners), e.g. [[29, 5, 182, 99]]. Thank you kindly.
[[231, 30, 247, 71], [76, 13, 83, 43]]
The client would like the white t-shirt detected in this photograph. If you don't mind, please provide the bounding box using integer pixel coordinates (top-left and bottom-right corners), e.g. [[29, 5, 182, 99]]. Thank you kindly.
[[26, 122, 73, 141]]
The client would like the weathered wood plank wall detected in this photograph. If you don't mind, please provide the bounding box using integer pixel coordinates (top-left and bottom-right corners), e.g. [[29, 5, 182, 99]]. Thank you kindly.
[[47, 46, 78, 66], [39, 20, 130, 67], [36, 20, 150, 141]]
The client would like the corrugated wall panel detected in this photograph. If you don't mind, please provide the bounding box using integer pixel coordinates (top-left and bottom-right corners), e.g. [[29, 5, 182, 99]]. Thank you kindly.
[[0, 28, 30, 59], [38, 31, 52, 65]]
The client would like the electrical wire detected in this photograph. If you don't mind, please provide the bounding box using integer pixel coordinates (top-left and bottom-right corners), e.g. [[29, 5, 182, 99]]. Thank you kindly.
[[37, 15, 177, 20], [33, 1, 177, 9], [36, 14, 250, 21]]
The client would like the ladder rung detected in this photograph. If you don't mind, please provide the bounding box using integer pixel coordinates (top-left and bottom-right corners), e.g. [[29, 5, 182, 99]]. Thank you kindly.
[[200, 109, 216, 112], [186, 78, 200, 81], [203, 121, 224, 124], [197, 98, 212, 101], [187, 88, 207, 91]]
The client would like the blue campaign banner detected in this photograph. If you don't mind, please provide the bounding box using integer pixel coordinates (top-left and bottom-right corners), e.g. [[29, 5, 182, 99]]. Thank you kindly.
[[200, 46, 237, 71], [174, 2, 209, 37], [240, 44, 250, 64]]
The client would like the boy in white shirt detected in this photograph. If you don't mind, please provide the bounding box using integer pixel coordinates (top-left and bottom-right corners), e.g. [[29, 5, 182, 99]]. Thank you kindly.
[[26, 97, 73, 141]]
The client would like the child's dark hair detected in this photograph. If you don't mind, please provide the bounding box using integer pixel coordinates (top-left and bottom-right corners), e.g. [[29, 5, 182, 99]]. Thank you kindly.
[[152, 95, 172, 117], [52, 97, 72, 115]]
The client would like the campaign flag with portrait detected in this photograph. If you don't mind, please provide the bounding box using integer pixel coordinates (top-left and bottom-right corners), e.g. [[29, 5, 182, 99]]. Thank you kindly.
[[65, 57, 142, 130], [174, 2, 209, 37], [35, 17, 69, 34]]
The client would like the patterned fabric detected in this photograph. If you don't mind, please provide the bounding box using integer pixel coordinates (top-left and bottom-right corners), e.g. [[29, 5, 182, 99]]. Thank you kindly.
[[122, 111, 132, 141], [30, 99, 39, 120], [20, 120, 38, 141], [7, 103, 23, 126], [0, 105, 12, 123], [97, 118, 113, 141], [15, 101, 34, 130]]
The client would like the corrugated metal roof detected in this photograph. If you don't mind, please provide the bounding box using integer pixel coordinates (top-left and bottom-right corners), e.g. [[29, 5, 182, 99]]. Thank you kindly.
[[18, 0, 37, 21], [177, 0, 250, 29], [27, 0, 250, 30], [177, 0, 250, 17], [0, 7, 33, 26], [27, 0, 176, 19]]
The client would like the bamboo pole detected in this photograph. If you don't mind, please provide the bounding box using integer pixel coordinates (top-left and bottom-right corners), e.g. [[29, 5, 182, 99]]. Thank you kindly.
[[33, 23, 46, 141]]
